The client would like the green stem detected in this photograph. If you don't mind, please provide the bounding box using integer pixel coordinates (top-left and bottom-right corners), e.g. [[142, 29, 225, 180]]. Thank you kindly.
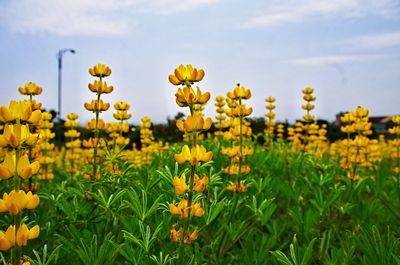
[[218, 98, 244, 259], [13, 147, 21, 265], [178, 101, 197, 262], [92, 92, 101, 179]]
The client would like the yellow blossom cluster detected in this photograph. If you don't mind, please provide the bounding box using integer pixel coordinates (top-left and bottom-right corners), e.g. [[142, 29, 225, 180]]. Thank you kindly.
[[0, 84, 42, 262], [83, 63, 113, 180], [388, 115, 400, 173], [168, 64, 212, 245], [222, 84, 253, 192], [65, 113, 82, 175], [264, 96, 276, 148], [36, 112, 55, 180]]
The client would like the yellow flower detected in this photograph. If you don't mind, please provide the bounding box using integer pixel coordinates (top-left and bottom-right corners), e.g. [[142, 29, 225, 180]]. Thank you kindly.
[[0, 100, 42, 124], [193, 175, 208, 193], [0, 190, 40, 215], [30, 100, 42, 111], [302, 87, 314, 94], [215, 95, 225, 103], [389, 127, 400, 134], [173, 173, 188, 195], [114, 101, 130, 111], [170, 226, 181, 243], [176, 113, 212, 133], [84, 100, 110, 112], [265, 96, 276, 103], [0, 154, 15, 180], [184, 229, 199, 244], [392, 115, 400, 125], [0, 224, 39, 250], [227, 105, 253, 117], [174, 145, 213, 165], [82, 137, 106, 148], [302, 113, 315, 122], [18, 155, 41, 180], [169, 64, 205, 86], [86, 119, 109, 130], [266, 104, 276, 111], [223, 164, 250, 175], [265, 112, 275, 119], [303, 94, 316, 102], [64, 129, 81, 138], [18, 82, 43, 96], [353, 107, 369, 118], [16, 224, 40, 247], [0, 225, 14, 251], [113, 111, 132, 121], [221, 146, 254, 158], [0, 124, 39, 148], [226, 84, 251, 100], [175, 87, 210, 107], [65, 120, 79, 128], [115, 136, 130, 145], [169, 199, 189, 219], [88, 80, 114, 94], [67, 113, 79, 120], [38, 154, 54, 164], [226, 182, 248, 193], [191, 201, 204, 217], [301, 103, 315, 111], [89, 63, 112, 78], [38, 129, 56, 141]]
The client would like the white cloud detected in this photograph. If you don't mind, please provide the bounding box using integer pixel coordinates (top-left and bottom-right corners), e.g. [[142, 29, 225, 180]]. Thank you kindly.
[[286, 54, 383, 65], [138, 0, 220, 15], [0, 0, 220, 36], [242, 0, 399, 28], [349, 31, 400, 49]]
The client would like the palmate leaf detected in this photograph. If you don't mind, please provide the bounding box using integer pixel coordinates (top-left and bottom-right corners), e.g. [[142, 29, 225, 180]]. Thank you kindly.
[[272, 235, 316, 265], [157, 162, 181, 186], [150, 251, 175, 265], [246, 195, 276, 225], [123, 221, 163, 253], [357, 226, 400, 265], [123, 187, 163, 222], [29, 244, 62, 265], [58, 229, 118, 265], [93, 188, 126, 210], [206, 198, 228, 225]]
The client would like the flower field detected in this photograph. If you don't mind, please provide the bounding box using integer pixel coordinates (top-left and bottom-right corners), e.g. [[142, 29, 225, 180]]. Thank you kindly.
[[0, 64, 399, 265]]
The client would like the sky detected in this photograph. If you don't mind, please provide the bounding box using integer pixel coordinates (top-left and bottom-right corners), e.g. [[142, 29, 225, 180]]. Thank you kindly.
[[0, 0, 399, 124]]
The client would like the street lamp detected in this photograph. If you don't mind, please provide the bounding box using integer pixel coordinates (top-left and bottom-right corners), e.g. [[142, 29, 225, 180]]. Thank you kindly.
[[57, 48, 75, 120]]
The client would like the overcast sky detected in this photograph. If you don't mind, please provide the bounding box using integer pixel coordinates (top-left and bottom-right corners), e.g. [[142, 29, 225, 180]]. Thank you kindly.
[[0, 0, 399, 124]]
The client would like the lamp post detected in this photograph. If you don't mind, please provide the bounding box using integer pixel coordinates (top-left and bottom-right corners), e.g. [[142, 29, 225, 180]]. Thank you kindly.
[[57, 48, 75, 120]]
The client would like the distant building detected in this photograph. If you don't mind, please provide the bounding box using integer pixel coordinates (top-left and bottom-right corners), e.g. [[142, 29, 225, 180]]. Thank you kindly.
[[369, 116, 393, 134]]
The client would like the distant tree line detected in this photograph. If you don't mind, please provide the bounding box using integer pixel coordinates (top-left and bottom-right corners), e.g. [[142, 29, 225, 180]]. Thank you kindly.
[[47, 110, 383, 148]]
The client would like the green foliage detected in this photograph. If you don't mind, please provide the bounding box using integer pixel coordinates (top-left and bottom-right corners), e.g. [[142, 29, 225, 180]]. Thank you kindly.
[[272, 236, 317, 265], [6, 141, 399, 264]]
